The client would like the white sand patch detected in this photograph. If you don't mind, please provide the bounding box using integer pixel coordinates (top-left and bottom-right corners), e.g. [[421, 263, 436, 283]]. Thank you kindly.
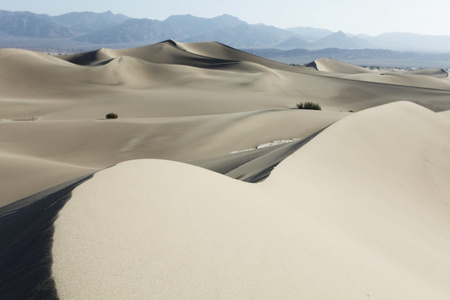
[[256, 138, 300, 149], [231, 138, 300, 154]]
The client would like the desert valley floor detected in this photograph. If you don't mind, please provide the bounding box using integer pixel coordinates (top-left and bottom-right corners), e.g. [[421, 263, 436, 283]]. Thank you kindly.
[[1, 40, 450, 299]]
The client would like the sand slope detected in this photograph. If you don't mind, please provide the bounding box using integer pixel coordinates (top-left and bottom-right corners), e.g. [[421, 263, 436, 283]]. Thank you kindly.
[[51, 102, 450, 299], [2, 40, 450, 298], [0, 109, 343, 205], [2, 41, 450, 205], [307, 57, 450, 90], [307, 57, 375, 74]]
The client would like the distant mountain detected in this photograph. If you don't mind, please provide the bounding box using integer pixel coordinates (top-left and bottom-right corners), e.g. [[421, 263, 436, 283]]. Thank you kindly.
[[370, 32, 450, 52], [0, 10, 74, 38], [312, 31, 364, 49], [75, 18, 168, 43], [163, 14, 245, 36], [246, 47, 409, 60], [1, 10, 450, 54], [286, 27, 333, 42], [183, 23, 297, 47], [276, 37, 309, 48], [76, 14, 247, 44], [53, 11, 129, 36]]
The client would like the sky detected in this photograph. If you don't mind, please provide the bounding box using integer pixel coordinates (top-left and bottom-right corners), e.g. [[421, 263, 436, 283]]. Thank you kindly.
[[2, 0, 450, 36]]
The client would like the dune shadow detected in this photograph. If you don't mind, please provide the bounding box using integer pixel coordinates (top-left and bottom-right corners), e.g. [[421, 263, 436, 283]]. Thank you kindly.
[[0, 175, 92, 299], [191, 127, 327, 183]]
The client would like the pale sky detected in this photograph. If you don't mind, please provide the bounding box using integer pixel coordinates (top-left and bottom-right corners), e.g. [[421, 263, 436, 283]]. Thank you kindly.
[[2, 0, 450, 36]]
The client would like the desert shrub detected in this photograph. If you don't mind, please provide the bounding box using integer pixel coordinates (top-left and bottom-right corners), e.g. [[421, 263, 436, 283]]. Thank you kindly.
[[106, 113, 118, 119], [296, 102, 321, 110]]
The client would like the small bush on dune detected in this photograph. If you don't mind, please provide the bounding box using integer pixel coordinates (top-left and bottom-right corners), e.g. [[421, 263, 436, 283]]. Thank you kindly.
[[106, 113, 118, 119], [296, 102, 321, 110]]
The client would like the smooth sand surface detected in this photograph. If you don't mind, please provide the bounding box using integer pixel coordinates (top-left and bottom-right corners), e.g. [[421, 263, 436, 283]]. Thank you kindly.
[[2, 40, 450, 298], [2, 41, 450, 206], [439, 109, 450, 118], [0, 109, 343, 205], [308, 58, 450, 89], [51, 102, 450, 299]]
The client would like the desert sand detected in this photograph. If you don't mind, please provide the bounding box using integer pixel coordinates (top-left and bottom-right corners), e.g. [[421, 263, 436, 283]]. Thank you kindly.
[[1, 40, 450, 299]]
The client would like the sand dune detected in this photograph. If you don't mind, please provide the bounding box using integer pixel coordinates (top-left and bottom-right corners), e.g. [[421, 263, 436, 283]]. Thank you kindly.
[[410, 68, 448, 78], [63, 40, 302, 72], [307, 57, 375, 74], [50, 102, 450, 299], [0, 109, 343, 205], [3, 41, 450, 120], [2, 41, 450, 298], [440, 109, 450, 118], [307, 57, 450, 90]]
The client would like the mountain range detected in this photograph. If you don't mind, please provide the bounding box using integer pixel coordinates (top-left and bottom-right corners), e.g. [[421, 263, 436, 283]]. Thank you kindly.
[[1, 10, 450, 53]]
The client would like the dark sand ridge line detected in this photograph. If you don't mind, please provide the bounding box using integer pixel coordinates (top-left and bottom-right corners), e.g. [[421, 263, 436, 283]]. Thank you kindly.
[[190, 128, 326, 183], [0, 175, 92, 299], [0, 127, 324, 299]]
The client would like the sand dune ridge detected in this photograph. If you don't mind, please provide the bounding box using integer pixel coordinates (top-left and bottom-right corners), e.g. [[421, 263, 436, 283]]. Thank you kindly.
[[51, 102, 450, 299], [2, 41, 450, 298]]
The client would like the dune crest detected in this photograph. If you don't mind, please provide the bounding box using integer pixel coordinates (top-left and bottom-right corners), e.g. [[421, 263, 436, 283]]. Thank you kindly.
[[307, 57, 374, 74], [2, 41, 450, 206], [305, 57, 450, 90], [52, 102, 450, 299], [3, 41, 450, 298]]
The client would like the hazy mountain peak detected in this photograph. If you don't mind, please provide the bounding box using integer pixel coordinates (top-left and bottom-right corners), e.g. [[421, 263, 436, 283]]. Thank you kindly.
[[286, 26, 333, 42], [52, 10, 129, 36], [0, 10, 74, 38], [332, 30, 347, 36], [276, 36, 309, 48], [1, 10, 450, 52], [164, 14, 195, 21], [212, 14, 242, 22], [215, 13, 237, 18], [313, 31, 362, 49]]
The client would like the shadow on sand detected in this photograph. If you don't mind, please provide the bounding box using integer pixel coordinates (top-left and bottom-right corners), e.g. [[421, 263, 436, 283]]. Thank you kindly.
[[0, 174, 93, 300]]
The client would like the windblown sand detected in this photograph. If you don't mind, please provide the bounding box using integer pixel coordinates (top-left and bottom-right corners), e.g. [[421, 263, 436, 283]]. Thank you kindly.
[[2, 40, 450, 298], [50, 102, 450, 299]]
